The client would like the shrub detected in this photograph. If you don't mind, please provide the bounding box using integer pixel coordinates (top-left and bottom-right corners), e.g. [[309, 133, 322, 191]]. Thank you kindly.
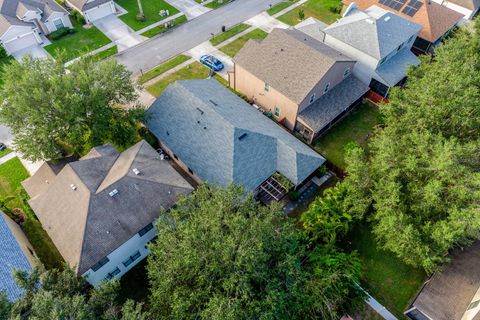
[[0, 46, 7, 59], [49, 27, 75, 40], [329, 3, 342, 14], [288, 190, 300, 200], [298, 9, 305, 20], [72, 10, 86, 25]]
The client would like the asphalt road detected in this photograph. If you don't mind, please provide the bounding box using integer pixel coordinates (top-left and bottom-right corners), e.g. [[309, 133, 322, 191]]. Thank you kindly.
[[115, 0, 283, 75]]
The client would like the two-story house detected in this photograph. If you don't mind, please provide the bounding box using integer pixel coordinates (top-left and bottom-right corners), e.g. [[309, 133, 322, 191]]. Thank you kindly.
[[297, 5, 422, 97], [22, 140, 194, 286], [230, 28, 369, 142], [0, 0, 72, 56]]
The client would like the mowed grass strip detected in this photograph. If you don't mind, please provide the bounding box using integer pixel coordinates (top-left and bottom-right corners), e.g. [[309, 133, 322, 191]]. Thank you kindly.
[[277, 0, 342, 25], [141, 15, 187, 38], [146, 61, 210, 96], [219, 28, 268, 57], [210, 23, 250, 46], [138, 54, 191, 84], [267, 0, 300, 15], [116, 0, 179, 31]]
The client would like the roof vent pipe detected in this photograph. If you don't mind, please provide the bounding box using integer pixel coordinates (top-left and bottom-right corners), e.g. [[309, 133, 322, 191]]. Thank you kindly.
[[70, 184, 77, 190], [132, 168, 140, 175]]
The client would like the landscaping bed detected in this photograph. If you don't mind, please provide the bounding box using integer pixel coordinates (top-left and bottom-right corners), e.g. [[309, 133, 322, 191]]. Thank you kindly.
[[116, 0, 179, 31], [146, 61, 210, 96], [312, 102, 382, 168], [219, 28, 268, 57], [277, 0, 342, 25], [138, 54, 191, 84], [45, 20, 111, 62], [210, 23, 250, 46], [141, 15, 187, 38]]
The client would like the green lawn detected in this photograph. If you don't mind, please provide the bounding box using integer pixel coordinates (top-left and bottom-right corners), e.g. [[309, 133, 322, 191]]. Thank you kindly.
[[116, 0, 179, 31], [146, 61, 210, 96], [210, 23, 250, 46], [205, 0, 230, 9], [141, 15, 187, 38], [0, 157, 64, 269], [219, 28, 268, 57], [312, 103, 382, 168], [138, 54, 191, 84], [277, 0, 342, 25], [0, 148, 12, 158], [45, 20, 111, 62], [91, 46, 118, 61], [349, 222, 426, 318], [267, 0, 299, 15]]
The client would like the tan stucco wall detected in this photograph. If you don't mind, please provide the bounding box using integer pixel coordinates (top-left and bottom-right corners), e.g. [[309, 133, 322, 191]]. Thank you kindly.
[[233, 64, 299, 130], [1, 212, 40, 267]]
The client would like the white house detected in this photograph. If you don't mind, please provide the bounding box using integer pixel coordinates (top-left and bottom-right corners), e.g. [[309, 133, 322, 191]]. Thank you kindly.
[[65, 0, 115, 23], [21, 140, 194, 286], [0, 0, 72, 55], [297, 5, 422, 97]]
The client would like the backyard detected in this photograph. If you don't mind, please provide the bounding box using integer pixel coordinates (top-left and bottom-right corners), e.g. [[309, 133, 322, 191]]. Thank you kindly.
[[219, 28, 268, 57], [45, 19, 111, 62], [116, 0, 179, 31], [277, 0, 342, 25], [0, 157, 64, 269], [146, 61, 210, 96], [313, 102, 382, 168]]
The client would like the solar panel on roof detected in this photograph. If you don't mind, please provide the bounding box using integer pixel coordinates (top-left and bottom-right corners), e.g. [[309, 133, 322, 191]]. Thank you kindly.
[[378, 0, 407, 10], [402, 0, 423, 16]]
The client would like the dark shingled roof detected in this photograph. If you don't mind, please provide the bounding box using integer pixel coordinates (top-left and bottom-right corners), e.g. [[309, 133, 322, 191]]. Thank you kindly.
[[22, 140, 194, 275], [146, 79, 325, 192], [297, 75, 369, 133], [407, 242, 480, 320]]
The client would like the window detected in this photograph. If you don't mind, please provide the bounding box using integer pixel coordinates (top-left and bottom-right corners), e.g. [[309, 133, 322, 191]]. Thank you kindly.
[[105, 267, 121, 280], [468, 300, 480, 310], [53, 18, 64, 30], [138, 223, 154, 237], [309, 94, 315, 104], [274, 107, 280, 117], [264, 83, 269, 92], [323, 82, 330, 94], [91, 256, 109, 272], [343, 68, 350, 78], [122, 251, 141, 267]]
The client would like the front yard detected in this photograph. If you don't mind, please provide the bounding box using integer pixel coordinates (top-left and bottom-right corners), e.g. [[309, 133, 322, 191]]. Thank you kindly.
[[0, 157, 64, 269], [219, 28, 268, 57], [267, 0, 300, 15], [45, 19, 111, 62], [116, 0, 179, 31], [210, 23, 250, 46], [141, 15, 187, 38], [312, 102, 382, 168], [138, 54, 191, 84], [277, 0, 342, 25]]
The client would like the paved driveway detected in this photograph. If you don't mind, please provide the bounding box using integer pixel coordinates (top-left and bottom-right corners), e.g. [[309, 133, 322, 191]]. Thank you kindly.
[[165, 0, 211, 19], [12, 45, 49, 61], [115, 0, 283, 75], [187, 41, 232, 79], [93, 15, 146, 51]]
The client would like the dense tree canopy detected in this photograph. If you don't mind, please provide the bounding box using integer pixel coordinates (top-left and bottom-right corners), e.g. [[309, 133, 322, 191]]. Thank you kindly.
[[0, 56, 145, 161], [342, 20, 480, 272], [1, 266, 148, 320], [147, 184, 362, 320]]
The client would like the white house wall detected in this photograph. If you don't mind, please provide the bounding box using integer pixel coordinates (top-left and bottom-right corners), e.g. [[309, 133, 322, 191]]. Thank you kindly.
[[81, 225, 157, 286], [44, 12, 73, 33]]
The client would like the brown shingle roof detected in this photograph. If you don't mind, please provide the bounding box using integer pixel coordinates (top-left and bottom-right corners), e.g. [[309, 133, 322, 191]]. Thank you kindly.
[[343, 0, 464, 42], [233, 28, 353, 105], [22, 141, 194, 275]]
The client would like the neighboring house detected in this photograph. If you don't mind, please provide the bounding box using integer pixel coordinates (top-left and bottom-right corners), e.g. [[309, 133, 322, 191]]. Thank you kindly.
[[0, 0, 72, 55], [297, 5, 422, 97], [146, 79, 326, 203], [431, 0, 479, 20], [230, 28, 369, 143], [21, 140, 194, 286], [0, 211, 39, 301], [65, 0, 115, 23], [342, 0, 464, 53], [405, 241, 480, 320]]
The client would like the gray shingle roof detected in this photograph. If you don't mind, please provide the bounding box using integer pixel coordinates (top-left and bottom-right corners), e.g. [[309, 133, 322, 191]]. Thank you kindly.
[[298, 75, 369, 133], [0, 0, 66, 35], [233, 28, 354, 105], [408, 241, 480, 320], [145, 79, 325, 192], [22, 141, 194, 275], [323, 5, 421, 59], [0, 212, 33, 301], [375, 47, 420, 86]]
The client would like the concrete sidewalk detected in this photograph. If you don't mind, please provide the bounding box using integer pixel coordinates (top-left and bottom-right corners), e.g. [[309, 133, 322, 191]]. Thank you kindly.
[[93, 15, 146, 52]]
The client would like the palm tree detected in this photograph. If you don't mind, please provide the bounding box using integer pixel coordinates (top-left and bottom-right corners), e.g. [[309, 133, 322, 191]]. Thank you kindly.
[[137, 0, 145, 21]]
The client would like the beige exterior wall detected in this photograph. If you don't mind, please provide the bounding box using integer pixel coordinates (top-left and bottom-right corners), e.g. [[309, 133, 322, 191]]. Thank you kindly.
[[1, 212, 40, 267], [158, 140, 203, 185], [232, 64, 299, 130]]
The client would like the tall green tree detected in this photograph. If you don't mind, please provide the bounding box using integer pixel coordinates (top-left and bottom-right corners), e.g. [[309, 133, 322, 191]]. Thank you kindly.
[[147, 184, 362, 320], [0, 56, 145, 161], [342, 20, 480, 272]]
